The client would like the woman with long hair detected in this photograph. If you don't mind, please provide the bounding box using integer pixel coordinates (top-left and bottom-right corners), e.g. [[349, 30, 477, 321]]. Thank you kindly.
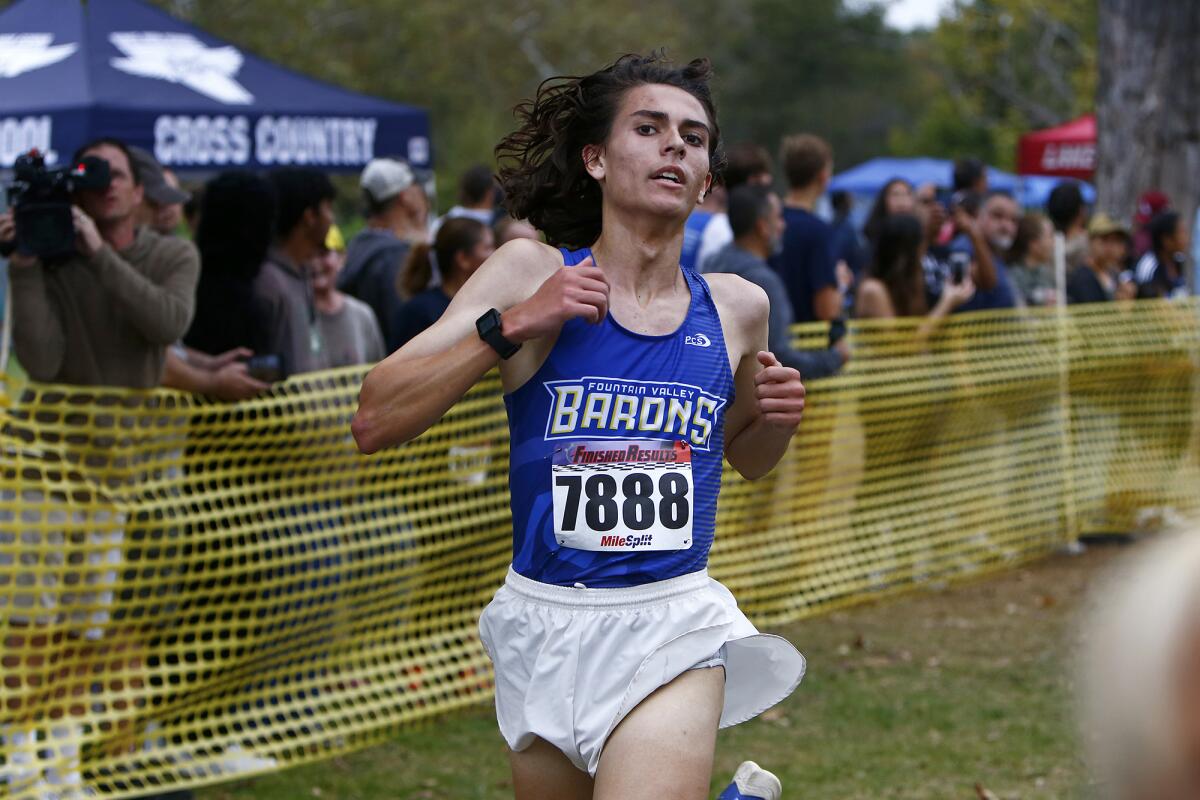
[[856, 213, 975, 327], [390, 217, 495, 350], [353, 52, 806, 800], [862, 177, 915, 251]]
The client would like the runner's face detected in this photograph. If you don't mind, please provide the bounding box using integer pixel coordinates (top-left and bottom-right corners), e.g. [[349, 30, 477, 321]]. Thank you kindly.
[[585, 83, 714, 220]]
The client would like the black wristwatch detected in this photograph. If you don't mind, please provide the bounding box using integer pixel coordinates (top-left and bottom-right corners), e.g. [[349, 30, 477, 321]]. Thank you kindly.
[[476, 308, 521, 359]]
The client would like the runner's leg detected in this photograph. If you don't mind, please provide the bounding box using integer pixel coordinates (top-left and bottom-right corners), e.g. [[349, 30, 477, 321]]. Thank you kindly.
[[592, 666, 725, 800], [509, 736, 594, 800]]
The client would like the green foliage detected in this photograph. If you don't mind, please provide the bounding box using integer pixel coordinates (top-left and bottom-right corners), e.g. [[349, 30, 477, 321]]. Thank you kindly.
[[893, 0, 1097, 169]]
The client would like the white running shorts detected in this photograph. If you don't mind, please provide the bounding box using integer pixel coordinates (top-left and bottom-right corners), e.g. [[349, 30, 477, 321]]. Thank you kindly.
[[477, 566, 806, 775]]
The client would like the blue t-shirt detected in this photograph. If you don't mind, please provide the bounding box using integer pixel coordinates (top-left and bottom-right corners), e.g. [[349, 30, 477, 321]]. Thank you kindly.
[[770, 206, 837, 322], [680, 209, 715, 272], [504, 246, 735, 588], [390, 287, 450, 351], [947, 234, 1018, 312]]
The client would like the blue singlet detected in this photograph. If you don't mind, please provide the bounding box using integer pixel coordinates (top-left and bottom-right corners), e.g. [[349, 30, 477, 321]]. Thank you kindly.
[[504, 247, 736, 588]]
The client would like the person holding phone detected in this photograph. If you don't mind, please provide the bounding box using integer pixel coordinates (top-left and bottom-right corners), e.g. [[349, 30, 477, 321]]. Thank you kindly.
[[855, 214, 975, 333]]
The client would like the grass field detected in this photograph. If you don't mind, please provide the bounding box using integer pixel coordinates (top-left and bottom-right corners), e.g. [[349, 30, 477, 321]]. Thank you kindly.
[[199, 545, 1120, 799]]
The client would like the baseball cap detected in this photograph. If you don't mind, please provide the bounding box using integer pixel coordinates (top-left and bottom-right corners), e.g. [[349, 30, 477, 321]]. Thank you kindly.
[[361, 158, 415, 204], [128, 146, 190, 206], [1134, 190, 1170, 226], [1087, 213, 1131, 238]]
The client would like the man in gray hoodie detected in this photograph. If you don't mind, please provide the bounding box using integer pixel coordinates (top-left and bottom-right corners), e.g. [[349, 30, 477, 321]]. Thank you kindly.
[[702, 184, 847, 379]]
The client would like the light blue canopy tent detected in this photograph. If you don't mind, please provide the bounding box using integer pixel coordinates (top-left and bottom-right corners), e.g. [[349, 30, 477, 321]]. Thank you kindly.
[[829, 157, 1095, 209]]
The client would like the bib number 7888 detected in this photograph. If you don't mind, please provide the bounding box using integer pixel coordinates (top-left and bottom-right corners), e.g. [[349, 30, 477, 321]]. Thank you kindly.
[[551, 443, 694, 551]]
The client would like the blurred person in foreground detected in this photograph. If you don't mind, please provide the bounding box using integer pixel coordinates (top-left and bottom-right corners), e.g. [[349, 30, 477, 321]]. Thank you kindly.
[[312, 224, 385, 368], [390, 217, 495, 351], [703, 184, 846, 378], [693, 141, 774, 271], [258, 167, 336, 376], [1007, 212, 1057, 307], [1066, 214, 1135, 305], [855, 213, 975, 334], [1, 137, 199, 387], [1046, 181, 1090, 271], [1080, 526, 1200, 800], [773, 133, 841, 322], [1134, 211, 1190, 300], [129, 147, 189, 237], [338, 158, 428, 344]]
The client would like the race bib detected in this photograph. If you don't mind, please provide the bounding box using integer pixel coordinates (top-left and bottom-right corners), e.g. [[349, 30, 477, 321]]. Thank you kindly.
[[551, 440, 693, 552]]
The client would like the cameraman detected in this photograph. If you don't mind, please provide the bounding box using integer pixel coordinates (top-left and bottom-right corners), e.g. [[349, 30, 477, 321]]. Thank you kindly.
[[0, 137, 200, 387]]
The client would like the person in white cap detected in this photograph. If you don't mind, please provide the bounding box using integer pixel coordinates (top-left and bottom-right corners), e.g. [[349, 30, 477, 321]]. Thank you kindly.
[[338, 158, 429, 347]]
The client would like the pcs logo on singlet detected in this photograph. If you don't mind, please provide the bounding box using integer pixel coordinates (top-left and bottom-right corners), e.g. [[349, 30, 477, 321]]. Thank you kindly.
[[543, 377, 727, 451]]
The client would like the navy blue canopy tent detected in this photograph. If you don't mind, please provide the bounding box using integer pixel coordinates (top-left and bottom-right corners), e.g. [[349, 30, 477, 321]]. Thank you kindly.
[[0, 0, 431, 173]]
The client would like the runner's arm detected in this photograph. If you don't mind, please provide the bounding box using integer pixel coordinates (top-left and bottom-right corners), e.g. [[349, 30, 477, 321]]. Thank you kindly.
[[720, 282, 806, 480], [352, 240, 609, 453]]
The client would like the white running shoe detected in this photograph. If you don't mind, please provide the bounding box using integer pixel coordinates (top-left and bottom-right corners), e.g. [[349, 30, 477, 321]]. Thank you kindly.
[[718, 760, 782, 800]]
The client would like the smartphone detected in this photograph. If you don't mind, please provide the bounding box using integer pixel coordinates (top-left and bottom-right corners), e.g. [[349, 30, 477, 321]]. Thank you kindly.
[[829, 318, 847, 347], [245, 354, 286, 383], [948, 251, 971, 285]]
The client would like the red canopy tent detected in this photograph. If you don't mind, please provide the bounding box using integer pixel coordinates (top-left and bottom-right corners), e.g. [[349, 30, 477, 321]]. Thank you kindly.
[[1016, 114, 1096, 180]]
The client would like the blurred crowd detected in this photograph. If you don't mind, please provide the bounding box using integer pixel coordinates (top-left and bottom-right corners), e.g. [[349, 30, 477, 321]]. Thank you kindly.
[[0, 133, 1191, 403]]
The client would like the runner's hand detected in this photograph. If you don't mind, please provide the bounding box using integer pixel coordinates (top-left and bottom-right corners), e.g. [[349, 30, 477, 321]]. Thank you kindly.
[[754, 351, 805, 429], [502, 255, 609, 342]]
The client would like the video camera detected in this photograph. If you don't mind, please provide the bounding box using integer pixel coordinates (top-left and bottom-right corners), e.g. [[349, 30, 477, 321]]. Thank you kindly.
[[2, 150, 111, 260]]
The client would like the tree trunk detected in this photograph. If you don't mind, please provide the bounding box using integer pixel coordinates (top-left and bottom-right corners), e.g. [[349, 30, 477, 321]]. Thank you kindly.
[[1096, 0, 1200, 239]]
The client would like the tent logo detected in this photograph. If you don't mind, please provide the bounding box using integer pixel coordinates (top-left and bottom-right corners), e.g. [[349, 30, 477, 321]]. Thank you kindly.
[[0, 34, 78, 78], [109, 32, 253, 105]]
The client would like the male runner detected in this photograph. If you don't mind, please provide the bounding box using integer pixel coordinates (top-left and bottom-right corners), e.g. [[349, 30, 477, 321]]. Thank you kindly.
[[354, 53, 806, 800]]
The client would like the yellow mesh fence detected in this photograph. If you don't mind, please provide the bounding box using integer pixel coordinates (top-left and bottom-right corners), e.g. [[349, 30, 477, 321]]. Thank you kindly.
[[1, 299, 1198, 797]]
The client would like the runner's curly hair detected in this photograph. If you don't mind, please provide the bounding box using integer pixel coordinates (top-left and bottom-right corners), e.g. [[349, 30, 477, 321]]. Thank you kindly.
[[496, 51, 725, 249]]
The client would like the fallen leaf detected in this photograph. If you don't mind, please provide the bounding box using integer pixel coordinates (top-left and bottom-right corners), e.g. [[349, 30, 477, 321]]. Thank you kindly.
[[974, 783, 999, 799]]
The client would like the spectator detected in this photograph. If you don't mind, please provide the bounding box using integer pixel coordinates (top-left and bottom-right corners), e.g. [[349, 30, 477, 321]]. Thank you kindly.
[[129, 147, 190, 237], [703, 185, 847, 379], [1007, 213, 1058, 307], [494, 215, 540, 245], [1, 137, 199, 387], [184, 171, 277, 359], [1067, 214, 1133, 304], [1132, 189, 1171, 258], [0, 138, 201, 800], [862, 178, 915, 251], [773, 133, 840, 322], [312, 225, 386, 368], [1046, 181, 1090, 271], [855, 213, 975, 331], [914, 182, 951, 309], [436, 163, 497, 230], [1135, 211, 1190, 300], [948, 190, 1019, 312], [694, 142, 773, 271], [680, 181, 724, 271], [830, 189, 867, 279], [952, 156, 988, 194], [257, 167, 336, 376], [390, 217, 495, 350], [162, 344, 269, 401], [183, 184, 203, 236], [338, 158, 428, 346]]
